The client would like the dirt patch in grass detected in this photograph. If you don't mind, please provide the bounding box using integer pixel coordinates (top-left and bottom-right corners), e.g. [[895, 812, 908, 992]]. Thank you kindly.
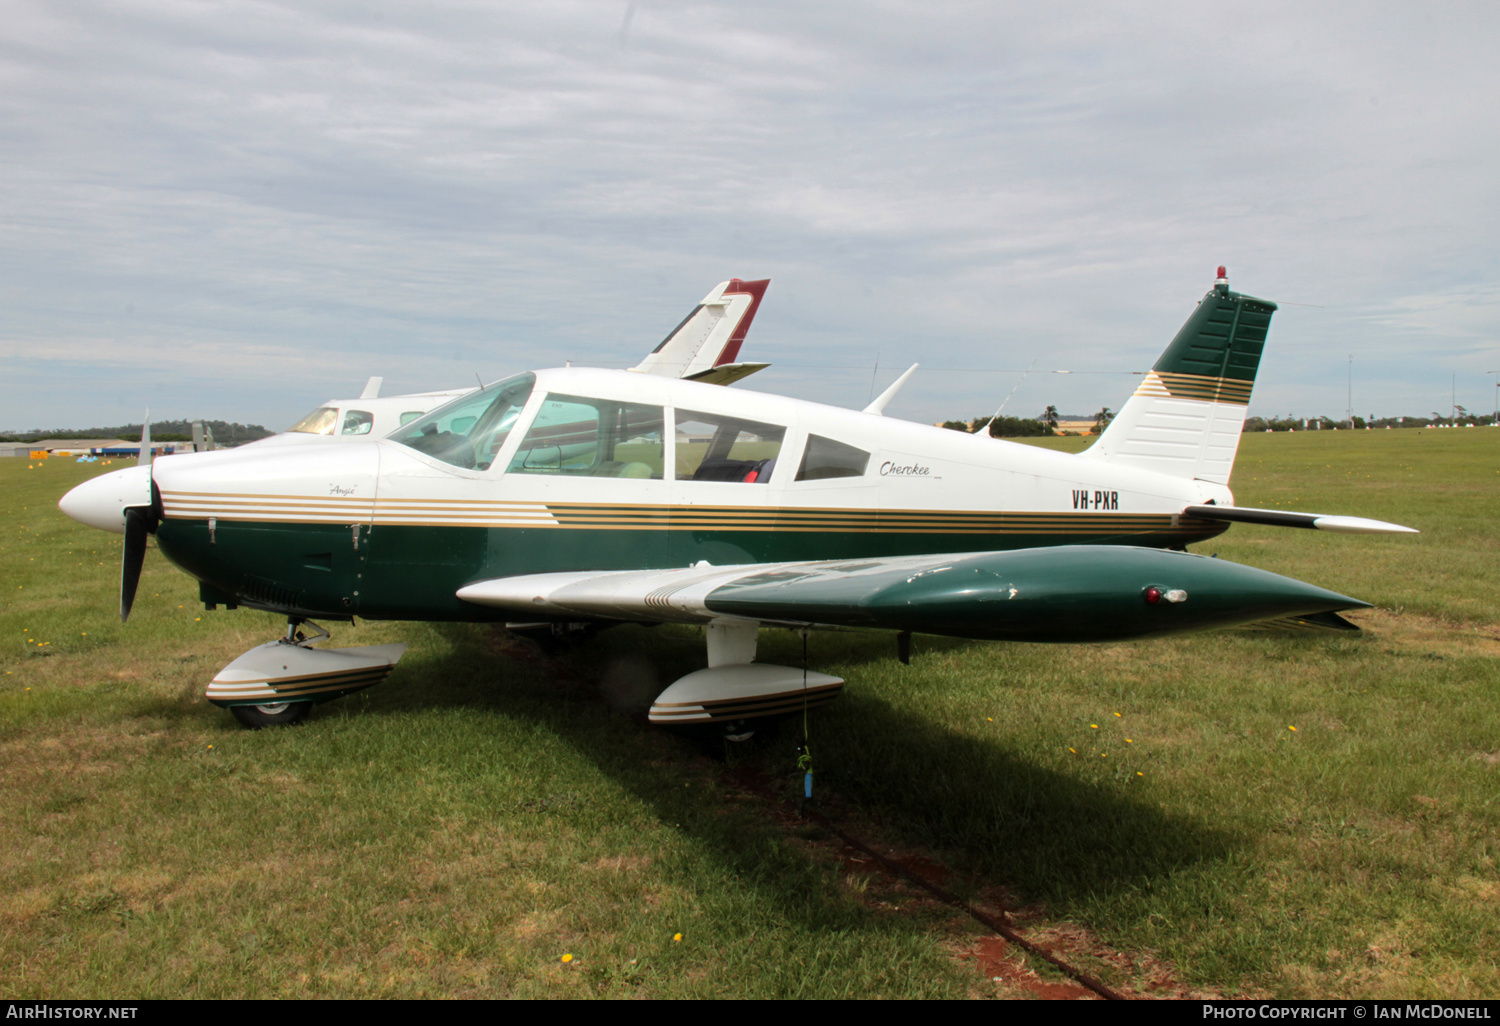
[[962, 935, 1098, 999], [1348, 609, 1500, 658], [714, 763, 1215, 1000]]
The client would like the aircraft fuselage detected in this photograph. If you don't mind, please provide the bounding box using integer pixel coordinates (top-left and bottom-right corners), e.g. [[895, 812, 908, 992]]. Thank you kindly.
[[144, 367, 1233, 623]]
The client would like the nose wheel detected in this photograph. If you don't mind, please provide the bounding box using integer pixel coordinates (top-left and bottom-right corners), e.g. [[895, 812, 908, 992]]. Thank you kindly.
[[230, 701, 312, 729], [209, 617, 407, 730]]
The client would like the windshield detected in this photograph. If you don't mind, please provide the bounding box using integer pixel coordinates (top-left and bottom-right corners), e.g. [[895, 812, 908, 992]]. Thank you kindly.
[[289, 406, 339, 435], [390, 373, 535, 470]]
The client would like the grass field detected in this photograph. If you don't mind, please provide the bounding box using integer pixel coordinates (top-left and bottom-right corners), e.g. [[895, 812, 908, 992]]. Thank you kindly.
[[1, 429, 1497, 998]]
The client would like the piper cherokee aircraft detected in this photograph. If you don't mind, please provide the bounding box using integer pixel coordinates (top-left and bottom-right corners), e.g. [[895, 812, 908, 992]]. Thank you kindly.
[[59, 268, 1415, 731], [252, 278, 773, 449]]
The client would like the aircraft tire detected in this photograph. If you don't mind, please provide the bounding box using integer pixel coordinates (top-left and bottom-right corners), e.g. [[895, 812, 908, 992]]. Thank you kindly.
[[230, 701, 313, 729]]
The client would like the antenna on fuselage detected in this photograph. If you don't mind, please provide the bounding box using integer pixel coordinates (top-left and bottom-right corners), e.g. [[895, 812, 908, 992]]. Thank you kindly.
[[863, 364, 919, 416], [989, 358, 1038, 426]]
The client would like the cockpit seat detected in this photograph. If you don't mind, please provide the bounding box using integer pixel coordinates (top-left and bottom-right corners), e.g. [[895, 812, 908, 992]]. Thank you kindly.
[[693, 458, 773, 483]]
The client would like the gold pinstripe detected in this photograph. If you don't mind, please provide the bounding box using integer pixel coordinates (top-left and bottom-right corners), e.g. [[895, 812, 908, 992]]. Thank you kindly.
[[1133, 371, 1254, 405], [160, 491, 1219, 538]]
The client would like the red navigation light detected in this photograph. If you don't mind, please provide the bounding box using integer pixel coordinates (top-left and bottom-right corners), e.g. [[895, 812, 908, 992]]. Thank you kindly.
[[1216, 265, 1227, 279], [1144, 586, 1162, 605]]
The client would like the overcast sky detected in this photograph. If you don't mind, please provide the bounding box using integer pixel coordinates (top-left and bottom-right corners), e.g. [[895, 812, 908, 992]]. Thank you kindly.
[[3, 1, 1498, 432]]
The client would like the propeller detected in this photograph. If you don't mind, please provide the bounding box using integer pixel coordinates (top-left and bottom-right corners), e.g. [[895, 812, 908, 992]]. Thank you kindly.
[[120, 414, 160, 622], [59, 411, 163, 621], [121, 506, 149, 621]]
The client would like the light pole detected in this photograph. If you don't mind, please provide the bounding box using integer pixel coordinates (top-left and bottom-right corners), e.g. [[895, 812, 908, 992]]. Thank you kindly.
[[1347, 355, 1353, 428], [1489, 371, 1498, 426]]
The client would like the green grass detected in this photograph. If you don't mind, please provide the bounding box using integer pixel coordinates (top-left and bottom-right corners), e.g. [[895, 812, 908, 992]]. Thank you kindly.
[[2, 431, 1498, 998]]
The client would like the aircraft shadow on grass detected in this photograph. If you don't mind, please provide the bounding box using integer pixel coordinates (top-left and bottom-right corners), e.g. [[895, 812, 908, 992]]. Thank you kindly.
[[347, 620, 1237, 915]]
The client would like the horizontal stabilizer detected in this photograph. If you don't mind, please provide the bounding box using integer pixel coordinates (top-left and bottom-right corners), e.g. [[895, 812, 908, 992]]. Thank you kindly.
[[1182, 505, 1418, 534], [683, 362, 770, 386]]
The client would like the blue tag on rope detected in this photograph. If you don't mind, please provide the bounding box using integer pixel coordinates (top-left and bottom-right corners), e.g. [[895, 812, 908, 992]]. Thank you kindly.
[[804, 772, 813, 799]]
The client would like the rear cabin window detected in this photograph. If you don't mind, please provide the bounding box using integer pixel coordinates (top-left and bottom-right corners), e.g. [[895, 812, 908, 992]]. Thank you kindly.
[[676, 411, 785, 483], [795, 435, 870, 481], [391, 373, 535, 470], [510, 394, 665, 479]]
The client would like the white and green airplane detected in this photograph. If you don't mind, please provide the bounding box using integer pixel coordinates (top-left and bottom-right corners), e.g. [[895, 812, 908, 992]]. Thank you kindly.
[[60, 269, 1415, 732]]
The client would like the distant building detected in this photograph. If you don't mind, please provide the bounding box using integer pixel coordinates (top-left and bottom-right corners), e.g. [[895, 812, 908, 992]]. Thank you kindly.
[[0, 439, 186, 458]]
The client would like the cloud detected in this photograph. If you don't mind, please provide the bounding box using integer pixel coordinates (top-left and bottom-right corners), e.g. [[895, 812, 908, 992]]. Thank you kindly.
[[3, 1, 1499, 430]]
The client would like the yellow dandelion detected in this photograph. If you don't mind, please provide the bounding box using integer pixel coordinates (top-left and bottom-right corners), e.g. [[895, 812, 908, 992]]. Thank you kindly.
[[560, 953, 573, 963], [986, 717, 993, 722], [673, 933, 682, 942], [1090, 724, 1098, 729], [1125, 739, 1133, 744], [1137, 772, 1144, 777], [1069, 747, 1076, 753], [1113, 712, 1121, 717], [1288, 725, 1297, 731]]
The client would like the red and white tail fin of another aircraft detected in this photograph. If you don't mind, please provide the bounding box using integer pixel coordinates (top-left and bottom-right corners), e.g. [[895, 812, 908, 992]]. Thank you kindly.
[[629, 278, 771, 386]]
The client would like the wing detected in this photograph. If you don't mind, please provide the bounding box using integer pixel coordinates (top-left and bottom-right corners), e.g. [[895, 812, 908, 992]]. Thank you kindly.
[[1181, 504, 1417, 534], [458, 545, 1371, 644]]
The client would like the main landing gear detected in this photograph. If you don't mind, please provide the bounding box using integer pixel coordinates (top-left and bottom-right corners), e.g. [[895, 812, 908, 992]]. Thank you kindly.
[[207, 617, 408, 729], [646, 624, 845, 739]]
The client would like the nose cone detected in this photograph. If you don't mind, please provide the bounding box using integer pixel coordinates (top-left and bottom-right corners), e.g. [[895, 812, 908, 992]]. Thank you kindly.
[[58, 464, 153, 533]]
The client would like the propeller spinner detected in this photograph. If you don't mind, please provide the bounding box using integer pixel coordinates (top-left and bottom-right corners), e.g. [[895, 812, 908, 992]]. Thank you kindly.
[[58, 462, 160, 622]]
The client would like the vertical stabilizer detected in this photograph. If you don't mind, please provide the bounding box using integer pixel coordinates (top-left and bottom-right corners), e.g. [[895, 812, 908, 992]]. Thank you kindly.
[[630, 279, 769, 380], [1085, 268, 1276, 486]]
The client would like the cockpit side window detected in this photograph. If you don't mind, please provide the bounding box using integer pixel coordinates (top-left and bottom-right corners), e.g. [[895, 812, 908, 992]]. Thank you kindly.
[[510, 394, 665, 479], [341, 410, 374, 435], [391, 373, 536, 470], [289, 407, 338, 435], [795, 435, 870, 480], [676, 410, 785, 483]]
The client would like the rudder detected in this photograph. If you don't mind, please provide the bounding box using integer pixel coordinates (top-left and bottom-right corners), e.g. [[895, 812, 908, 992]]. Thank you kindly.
[[1085, 268, 1276, 486]]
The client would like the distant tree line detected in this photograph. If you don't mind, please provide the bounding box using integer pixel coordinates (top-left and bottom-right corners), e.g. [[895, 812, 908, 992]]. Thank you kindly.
[[1244, 411, 1497, 431], [0, 419, 274, 444], [941, 415, 1055, 438], [940, 405, 1118, 437]]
